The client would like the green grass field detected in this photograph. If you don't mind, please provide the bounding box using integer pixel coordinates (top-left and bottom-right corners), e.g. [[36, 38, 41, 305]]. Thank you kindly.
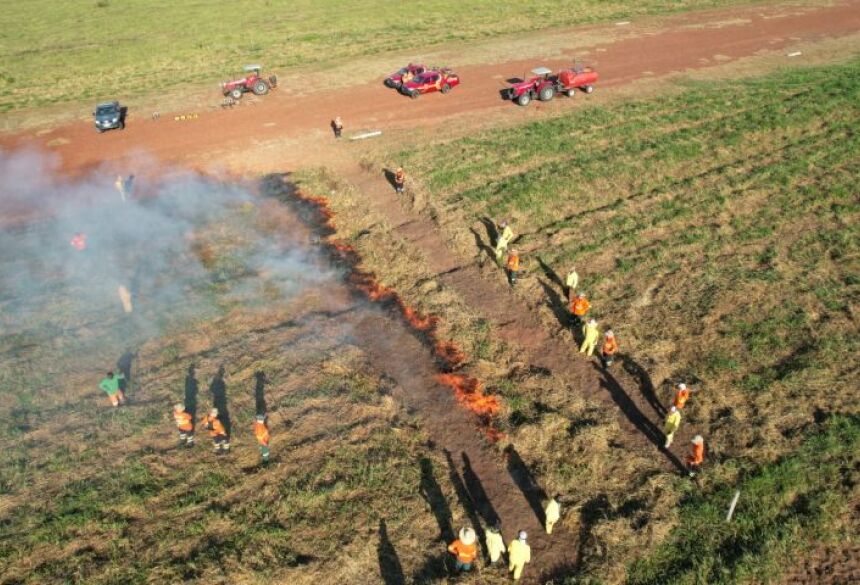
[[0, 0, 756, 112], [391, 59, 860, 581]]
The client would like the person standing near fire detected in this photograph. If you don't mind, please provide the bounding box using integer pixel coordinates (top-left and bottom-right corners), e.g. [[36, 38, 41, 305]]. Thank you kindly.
[[253, 414, 271, 464], [494, 220, 514, 263], [570, 292, 590, 326], [394, 167, 406, 194], [601, 329, 619, 367], [99, 371, 126, 407], [580, 318, 600, 356], [506, 249, 520, 286], [173, 403, 194, 447], [508, 530, 531, 581], [201, 407, 230, 455]]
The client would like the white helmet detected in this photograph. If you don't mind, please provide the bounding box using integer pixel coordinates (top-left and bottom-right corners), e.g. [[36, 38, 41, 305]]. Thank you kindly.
[[678, 383, 687, 390], [518, 530, 528, 541], [256, 414, 266, 422], [692, 435, 704, 445], [669, 406, 678, 413], [605, 330, 614, 337], [209, 407, 219, 417], [174, 403, 185, 412], [459, 527, 476, 545]]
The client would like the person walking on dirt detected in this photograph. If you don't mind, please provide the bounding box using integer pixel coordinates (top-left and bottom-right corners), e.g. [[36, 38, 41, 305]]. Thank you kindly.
[[173, 403, 194, 448], [672, 383, 694, 410], [544, 494, 561, 534], [331, 116, 343, 138], [663, 406, 682, 448], [507, 530, 531, 581], [485, 521, 505, 566], [570, 292, 590, 326], [253, 414, 271, 464], [600, 330, 619, 367], [506, 249, 520, 286], [99, 371, 126, 407], [201, 407, 230, 455], [686, 435, 705, 477], [565, 267, 579, 299], [580, 318, 600, 357], [394, 167, 406, 194], [494, 220, 514, 263], [447, 526, 478, 573]]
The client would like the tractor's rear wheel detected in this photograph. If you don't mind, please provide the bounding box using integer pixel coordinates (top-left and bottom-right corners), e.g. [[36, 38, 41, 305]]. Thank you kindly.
[[230, 88, 243, 100], [441, 83, 451, 94], [584, 85, 594, 94], [516, 92, 532, 107], [253, 80, 269, 96], [539, 86, 555, 101]]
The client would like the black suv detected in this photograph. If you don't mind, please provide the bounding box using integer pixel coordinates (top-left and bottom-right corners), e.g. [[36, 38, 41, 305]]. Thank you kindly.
[[93, 101, 125, 133]]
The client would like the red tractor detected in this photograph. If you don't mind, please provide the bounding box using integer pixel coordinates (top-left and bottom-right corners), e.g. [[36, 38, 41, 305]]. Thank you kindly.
[[221, 65, 278, 100], [504, 65, 598, 106]]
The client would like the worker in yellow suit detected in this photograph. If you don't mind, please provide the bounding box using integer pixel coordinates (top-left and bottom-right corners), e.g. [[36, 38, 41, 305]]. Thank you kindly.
[[494, 220, 514, 262], [663, 406, 682, 448], [485, 521, 505, 565], [544, 494, 561, 534], [580, 318, 599, 356], [508, 530, 531, 581]]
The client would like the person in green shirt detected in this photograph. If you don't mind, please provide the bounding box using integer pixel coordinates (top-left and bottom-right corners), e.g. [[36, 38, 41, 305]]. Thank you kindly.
[[98, 371, 126, 407]]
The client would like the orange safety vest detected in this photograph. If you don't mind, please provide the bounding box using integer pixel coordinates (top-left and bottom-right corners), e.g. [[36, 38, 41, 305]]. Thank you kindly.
[[448, 539, 477, 564], [395, 171, 405, 184], [674, 388, 690, 409], [571, 297, 590, 316], [174, 410, 193, 432], [602, 336, 618, 355], [253, 421, 270, 446], [687, 441, 704, 465], [506, 253, 520, 271], [202, 415, 226, 437]]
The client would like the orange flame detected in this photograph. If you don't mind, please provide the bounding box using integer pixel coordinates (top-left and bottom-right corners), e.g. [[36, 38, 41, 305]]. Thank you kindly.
[[291, 184, 504, 441]]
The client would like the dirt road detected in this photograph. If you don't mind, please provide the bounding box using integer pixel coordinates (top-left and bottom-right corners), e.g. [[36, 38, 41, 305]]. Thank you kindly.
[[1, 1, 859, 177]]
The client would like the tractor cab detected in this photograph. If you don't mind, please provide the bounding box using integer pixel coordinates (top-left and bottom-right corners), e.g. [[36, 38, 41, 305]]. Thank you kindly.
[[242, 64, 262, 81], [530, 67, 553, 81]]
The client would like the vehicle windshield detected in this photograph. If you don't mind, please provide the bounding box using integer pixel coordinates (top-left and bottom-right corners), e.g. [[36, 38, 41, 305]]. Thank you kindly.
[[96, 105, 117, 115], [415, 74, 438, 84]]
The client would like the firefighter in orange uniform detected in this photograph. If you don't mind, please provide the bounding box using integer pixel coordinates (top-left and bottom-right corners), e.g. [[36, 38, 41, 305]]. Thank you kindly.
[[447, 527, 478, 573], [394, 167, 406, 194], [506, 249, 520, 286], [600, 329, 618, 367], [173, 403, 194, 448], [570, 292, 590, 326], [687, 435, 705, 477], [673, 383, 693, 410], [201, 407, 230, 455], [253, 414, 270, 464]]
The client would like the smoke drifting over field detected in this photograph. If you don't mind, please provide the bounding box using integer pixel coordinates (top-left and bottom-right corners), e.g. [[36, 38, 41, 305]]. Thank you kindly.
[[0, 148, 338, 344]]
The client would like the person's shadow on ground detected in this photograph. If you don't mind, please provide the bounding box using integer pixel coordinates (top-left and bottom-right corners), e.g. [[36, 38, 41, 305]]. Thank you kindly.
[[185, 364, 199, 419], [622, 356, 665, 418], [209, 366, 231, 437], [254, 371, 267, 416], [116, 349, 136, 396], [377, 519, 405, 585], [504, 444, 548, 526], [382, 168, 399, 191], [419, 457, 455, 544], [593, 363, 685, 473]]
